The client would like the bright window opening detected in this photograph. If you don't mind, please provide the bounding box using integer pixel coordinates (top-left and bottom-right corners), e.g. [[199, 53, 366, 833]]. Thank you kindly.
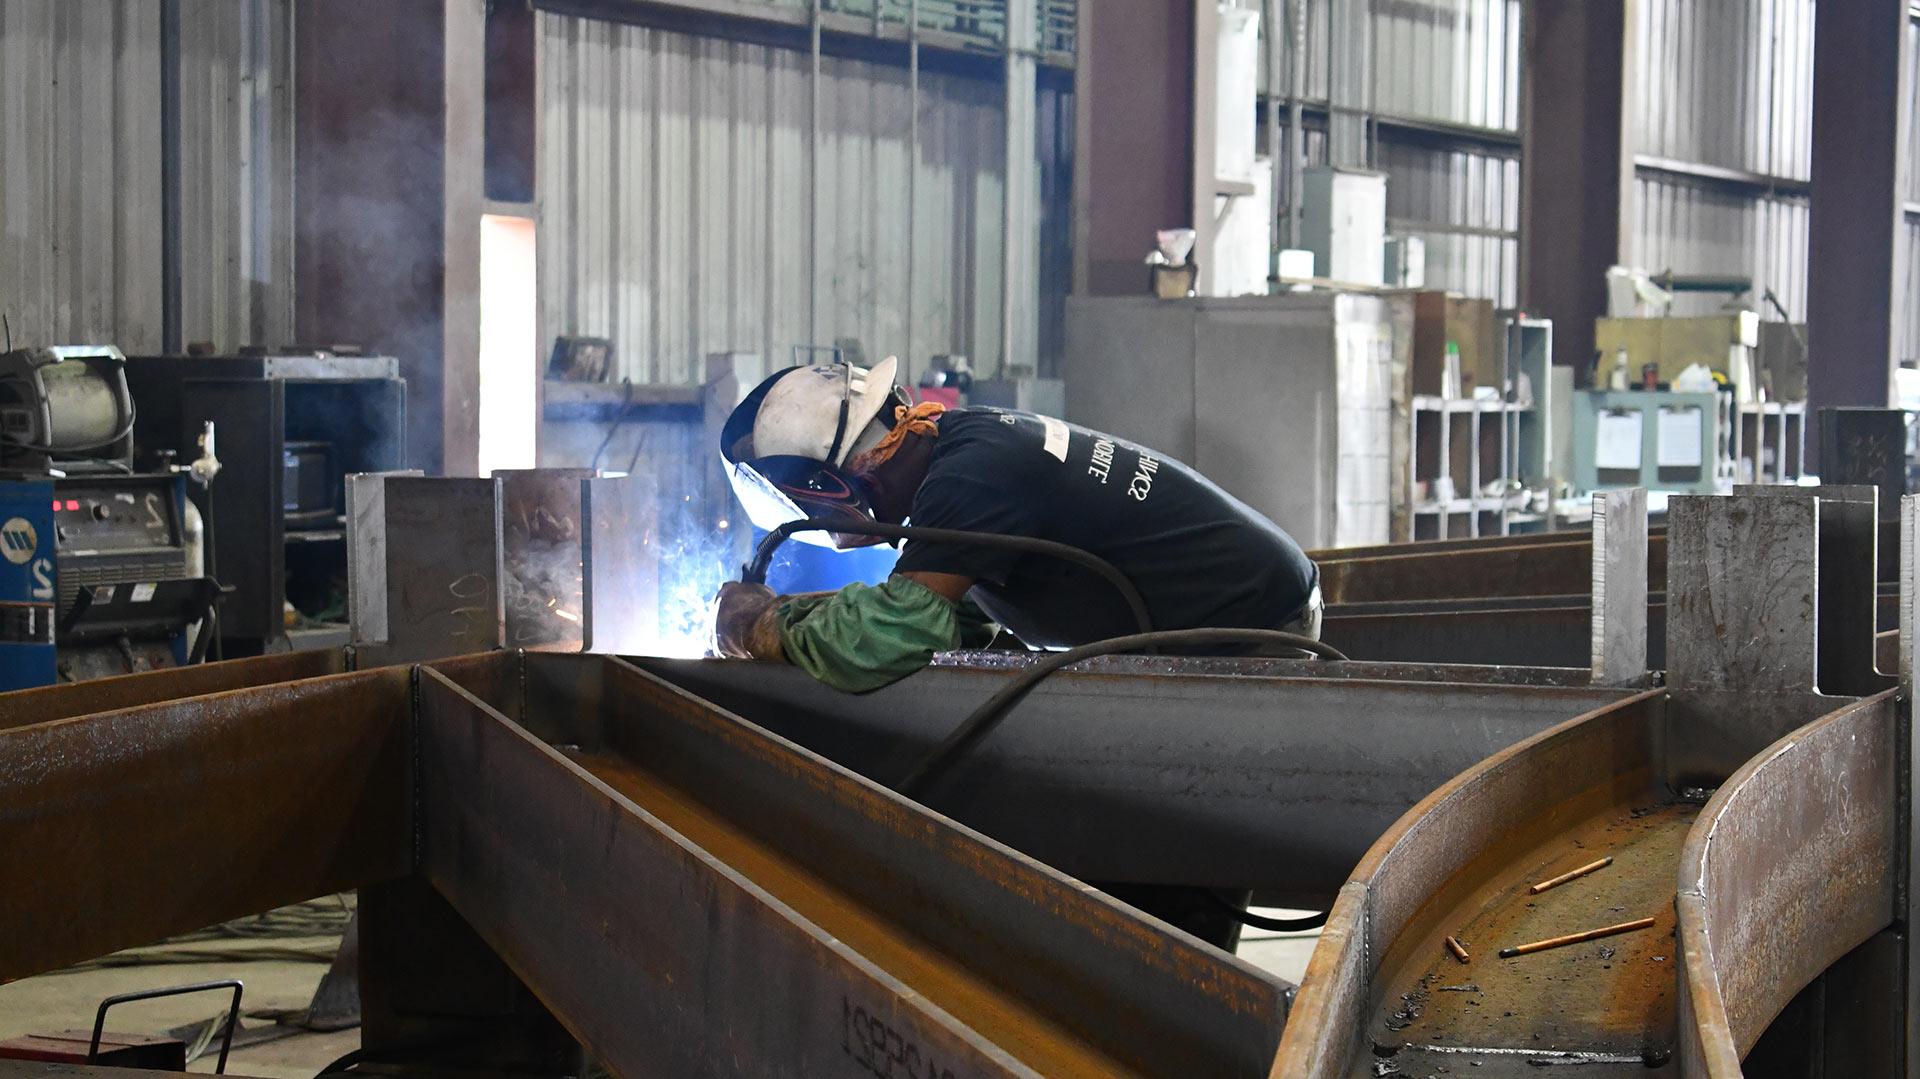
[[478, 214, 538, 477]]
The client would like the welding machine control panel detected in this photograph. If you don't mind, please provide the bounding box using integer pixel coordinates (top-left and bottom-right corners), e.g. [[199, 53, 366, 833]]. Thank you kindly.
[[53, 486, 179, 553]]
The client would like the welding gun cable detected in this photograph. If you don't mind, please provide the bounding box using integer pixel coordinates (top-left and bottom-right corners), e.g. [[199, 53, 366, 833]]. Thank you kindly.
[[743, 518, 1154, 636], [1203, 892, 1330, 933], [895, 627, 1348, 798]]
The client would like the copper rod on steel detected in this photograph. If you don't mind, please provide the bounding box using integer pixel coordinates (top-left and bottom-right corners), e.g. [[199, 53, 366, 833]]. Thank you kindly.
[[1498, 917, 1656, 958], [1528, 856, 1614, 895], [1445, 936, 1470, 964]]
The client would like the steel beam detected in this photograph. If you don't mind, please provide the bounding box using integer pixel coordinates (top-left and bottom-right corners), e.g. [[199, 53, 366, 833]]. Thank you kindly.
[[415, 659, 1289, 1076], [0, 668, 412, 982], [1274, 690, 1670, 1076], [633, 655, 1631, 899], [1676, 691, 1901, 1072], [0, 650, 343, 734]]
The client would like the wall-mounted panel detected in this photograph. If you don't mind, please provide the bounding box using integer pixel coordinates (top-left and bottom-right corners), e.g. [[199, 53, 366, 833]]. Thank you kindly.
[[539, 12, 1062, 386], [0, 0, 292, 354]]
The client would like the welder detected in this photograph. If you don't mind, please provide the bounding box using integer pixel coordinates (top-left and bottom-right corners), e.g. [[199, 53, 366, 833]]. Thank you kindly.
[[713, 357, 1321, 692]]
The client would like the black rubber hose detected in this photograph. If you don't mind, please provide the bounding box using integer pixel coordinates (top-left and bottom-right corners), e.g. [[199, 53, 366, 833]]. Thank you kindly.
[[896, 627, 1348, 797], [743, 517, 1154, 636]]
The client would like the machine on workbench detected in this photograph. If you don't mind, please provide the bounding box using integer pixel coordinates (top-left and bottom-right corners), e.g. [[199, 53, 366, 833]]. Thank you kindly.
[[0, 346, 217, 689]]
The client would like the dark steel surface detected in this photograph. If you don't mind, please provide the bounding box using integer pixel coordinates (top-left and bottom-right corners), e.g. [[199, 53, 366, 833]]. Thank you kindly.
[[1325, 600, 1664, 669], [1676, 691, 1901, 1072], [633, 656, 1632, 897], [416, 660, 1290, 1076], [1822, 408, 1909, 519], [0, 650, 345, 733], [0, 667, 412, 981]]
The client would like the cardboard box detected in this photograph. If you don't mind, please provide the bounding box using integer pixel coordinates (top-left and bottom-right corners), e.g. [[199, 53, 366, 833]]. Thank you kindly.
[[1408, 292, 1498, 397]]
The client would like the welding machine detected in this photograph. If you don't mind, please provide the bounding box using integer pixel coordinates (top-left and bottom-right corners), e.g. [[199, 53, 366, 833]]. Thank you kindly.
[[0, 346, 216, 689]]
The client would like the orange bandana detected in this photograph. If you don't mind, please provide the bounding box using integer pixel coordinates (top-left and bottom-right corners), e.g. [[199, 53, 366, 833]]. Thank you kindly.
[[847, 401, 946, 475]]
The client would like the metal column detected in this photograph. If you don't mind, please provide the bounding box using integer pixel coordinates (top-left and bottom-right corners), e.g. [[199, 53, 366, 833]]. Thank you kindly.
[[1806, 0, 1911, 466], [1519, 1, 1634, 383], [1002, 0, 1039, 375]]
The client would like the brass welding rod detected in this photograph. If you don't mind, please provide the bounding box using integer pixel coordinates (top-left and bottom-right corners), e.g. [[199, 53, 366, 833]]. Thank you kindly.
[[1528, 856, 1613, 895], [1444, 935, 1470, 964], [1498, 916, 1656, 959]]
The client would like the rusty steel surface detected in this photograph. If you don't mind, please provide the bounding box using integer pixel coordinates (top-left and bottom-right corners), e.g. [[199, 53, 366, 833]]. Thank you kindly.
[[1316, 534, 1671, 607], [415, 659, 1288, 1077], [0, 667, 412, 981], [0, 650, 345, 733], [1675, 691, 1902, 1074], [932, 648, 1619, 687], [1273, 690, 1670, 1077], [634, 656, 1635, 899]]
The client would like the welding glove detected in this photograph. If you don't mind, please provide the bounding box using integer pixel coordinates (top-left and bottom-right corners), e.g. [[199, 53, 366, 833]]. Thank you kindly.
[[712, 581, 783, 660]]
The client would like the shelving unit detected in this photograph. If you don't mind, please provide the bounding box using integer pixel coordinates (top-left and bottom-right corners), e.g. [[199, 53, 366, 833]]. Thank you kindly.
[[1735, 400, 1806, 485], [1407, 395, 1530, 539]]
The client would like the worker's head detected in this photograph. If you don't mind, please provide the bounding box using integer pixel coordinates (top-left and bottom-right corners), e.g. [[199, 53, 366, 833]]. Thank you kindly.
[[721, 358, 912, 545]]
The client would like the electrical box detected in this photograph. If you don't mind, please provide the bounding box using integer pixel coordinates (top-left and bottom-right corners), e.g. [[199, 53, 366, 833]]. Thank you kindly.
[[1384, 236, 1426, 289], [1301, 166, 1386, 287], [0, 480, 55, 690]]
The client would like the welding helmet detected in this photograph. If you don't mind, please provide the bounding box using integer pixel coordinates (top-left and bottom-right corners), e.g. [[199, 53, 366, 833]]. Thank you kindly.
[[720, 357, 905, 547]]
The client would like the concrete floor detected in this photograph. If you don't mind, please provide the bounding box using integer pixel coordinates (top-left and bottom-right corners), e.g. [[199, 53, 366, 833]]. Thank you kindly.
[[0, 928, 355, 1076], [0, 904, 1315, 1078]]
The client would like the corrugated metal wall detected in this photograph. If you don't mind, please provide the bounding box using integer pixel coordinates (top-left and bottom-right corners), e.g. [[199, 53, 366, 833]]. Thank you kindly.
[[1379, 138, 1518, 305], [538, 12, 1065, 387], [1635, 0, 1812, 179], [1628, 0, 1813, 322], [0, 0, 292, 354], [1265, 0, 1521, 306], [1369, 0, 1520, 131]]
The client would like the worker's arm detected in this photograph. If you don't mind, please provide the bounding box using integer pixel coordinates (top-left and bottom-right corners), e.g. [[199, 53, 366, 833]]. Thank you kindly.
[[713, 573, 992, 693]]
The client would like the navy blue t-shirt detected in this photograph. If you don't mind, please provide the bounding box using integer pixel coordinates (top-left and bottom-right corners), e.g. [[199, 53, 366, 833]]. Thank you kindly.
[[892, 408, 1318, 649]]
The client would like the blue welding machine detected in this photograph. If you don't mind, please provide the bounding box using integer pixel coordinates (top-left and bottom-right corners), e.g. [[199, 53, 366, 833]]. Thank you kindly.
[[0, 480, 56, 690]]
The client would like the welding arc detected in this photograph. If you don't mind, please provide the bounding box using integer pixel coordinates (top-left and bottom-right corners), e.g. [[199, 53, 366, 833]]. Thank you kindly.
[[896, 627, 1348, 797], [743, 517, 1155, 636]]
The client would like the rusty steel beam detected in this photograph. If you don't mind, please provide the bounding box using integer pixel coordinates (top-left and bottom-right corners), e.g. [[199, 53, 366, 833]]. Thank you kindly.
[[415, 658, 1289, 1076], [1273, 690, 1669, 1076], [0, 650, 345, 734], [1676, 691, 1902, 1073], [1316, 518, 1902, 608], [0, 667, 412, 982]]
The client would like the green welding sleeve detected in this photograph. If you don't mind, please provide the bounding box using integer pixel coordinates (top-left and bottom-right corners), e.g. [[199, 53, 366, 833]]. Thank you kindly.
[[777, 576, 995, 693]]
